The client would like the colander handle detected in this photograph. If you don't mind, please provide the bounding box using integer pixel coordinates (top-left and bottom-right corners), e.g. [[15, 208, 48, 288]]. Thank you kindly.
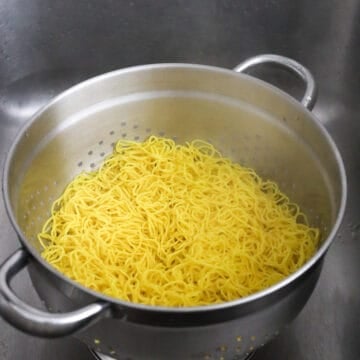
[[233, 54, 317, 110], [0, 248, 110, 338]]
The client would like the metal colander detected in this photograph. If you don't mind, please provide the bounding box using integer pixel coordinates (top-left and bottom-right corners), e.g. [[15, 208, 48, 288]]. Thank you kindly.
[[0, 55, 346, 360]]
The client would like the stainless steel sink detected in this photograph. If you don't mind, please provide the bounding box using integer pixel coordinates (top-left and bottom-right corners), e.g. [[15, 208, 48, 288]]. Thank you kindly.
[[0, 1, 359, 359]]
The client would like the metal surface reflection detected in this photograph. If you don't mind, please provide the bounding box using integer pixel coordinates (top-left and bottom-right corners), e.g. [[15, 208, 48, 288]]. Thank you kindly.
[[0, 1, 359, 359]]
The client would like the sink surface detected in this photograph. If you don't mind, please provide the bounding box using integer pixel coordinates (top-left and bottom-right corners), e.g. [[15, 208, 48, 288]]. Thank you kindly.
[[0, 1, 359, 359]]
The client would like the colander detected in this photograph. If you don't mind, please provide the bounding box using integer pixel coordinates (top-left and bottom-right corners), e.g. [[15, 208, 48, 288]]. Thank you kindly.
[[0, 54, 346, 360]]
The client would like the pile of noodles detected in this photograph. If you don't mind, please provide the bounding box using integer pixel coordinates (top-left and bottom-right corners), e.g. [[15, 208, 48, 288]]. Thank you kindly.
[[38, 136, 320, 306]]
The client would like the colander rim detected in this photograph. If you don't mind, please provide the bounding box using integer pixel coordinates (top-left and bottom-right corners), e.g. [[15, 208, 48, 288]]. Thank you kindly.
[[2, 62, 347, 313]]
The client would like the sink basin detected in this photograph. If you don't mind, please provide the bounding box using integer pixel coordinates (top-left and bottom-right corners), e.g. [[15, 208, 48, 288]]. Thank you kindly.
[[0, 1, 359, 359]]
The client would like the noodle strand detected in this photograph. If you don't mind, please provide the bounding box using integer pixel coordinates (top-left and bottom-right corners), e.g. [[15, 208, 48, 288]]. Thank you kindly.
[[38, 136, 320, 306]]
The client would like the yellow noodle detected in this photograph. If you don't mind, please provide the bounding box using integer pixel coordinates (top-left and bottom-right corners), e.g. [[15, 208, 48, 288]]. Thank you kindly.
[[38, 136, 320, 306]]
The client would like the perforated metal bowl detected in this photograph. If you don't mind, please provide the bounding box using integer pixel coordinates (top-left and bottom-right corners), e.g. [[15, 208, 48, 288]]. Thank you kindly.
[[0, 55, 346, 360]]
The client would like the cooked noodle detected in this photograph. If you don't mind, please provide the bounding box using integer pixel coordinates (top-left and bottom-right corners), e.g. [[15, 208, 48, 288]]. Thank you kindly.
[[38, 136, 320, 306]]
